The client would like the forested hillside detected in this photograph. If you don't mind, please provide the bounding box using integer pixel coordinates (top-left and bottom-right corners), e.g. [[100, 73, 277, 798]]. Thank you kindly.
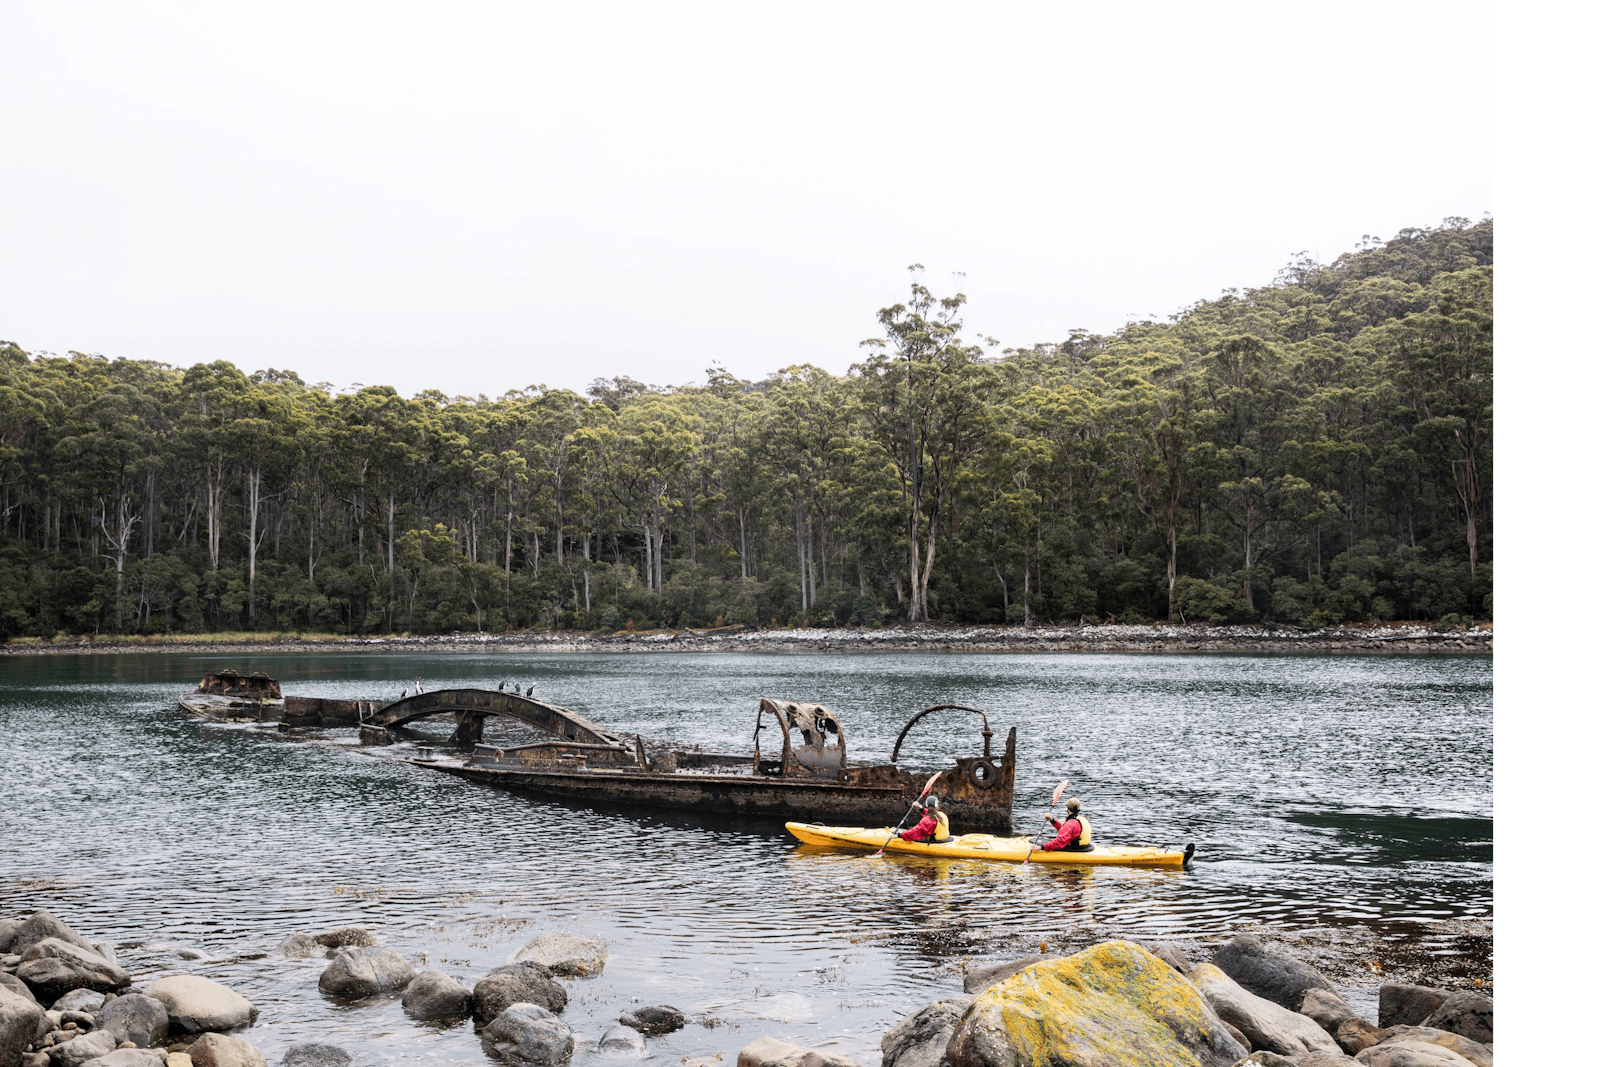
[[0, 218, 1491, 638]]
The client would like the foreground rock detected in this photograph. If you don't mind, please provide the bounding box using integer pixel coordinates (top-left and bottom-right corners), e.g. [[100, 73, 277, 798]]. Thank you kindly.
[[1, 974, 38, 1004], [185, 1032, 267, 1067], [95, 994, 168, 1048], [1212, 934, 1336, 1011], [1355, 1041, 1475, 1066], [881, 995, 974, 1067], [1300, 989, 1363, 1037], [80, 1050, 168, 1066], [145, 976, 255, 1033], [316, 947, 412, 999], [1186, 964, 1341, 1058], [1378, 984, 1451, 1029], [10, 915, 96, 958], [736, 1037, 860, 1067], [944, 941, 1246, 1067], [1420, 991, 1492, 1045], [1371, 1027, 1492, 1067], [278, 1044, 351, 1066], [480, 1004, 574, 1066], [1, 984, 48, 1067], [399, 971, 473, 1019], [617, 1006, 685, 1035], [472, 964, 566, 1022], [16, 941, 131, 1002], [1233, 1055, 1357, 1067], [510, 934, 606, 978], [45, 1028, 119, 1065]]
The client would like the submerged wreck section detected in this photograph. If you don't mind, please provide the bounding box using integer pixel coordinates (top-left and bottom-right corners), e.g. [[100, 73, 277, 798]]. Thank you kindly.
[[177, 671, 377, 725], [415, 692, 1018, 832]]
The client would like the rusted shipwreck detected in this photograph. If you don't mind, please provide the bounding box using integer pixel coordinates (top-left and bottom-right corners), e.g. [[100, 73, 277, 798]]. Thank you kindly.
[[177, 671, 378, 725], [369, 689, 1018, 832]]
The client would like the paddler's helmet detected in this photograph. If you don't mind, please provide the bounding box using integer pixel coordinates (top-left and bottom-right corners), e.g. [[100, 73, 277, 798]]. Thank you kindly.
[[1065, 798, 1082, 813], [924, 795, 940, 809]]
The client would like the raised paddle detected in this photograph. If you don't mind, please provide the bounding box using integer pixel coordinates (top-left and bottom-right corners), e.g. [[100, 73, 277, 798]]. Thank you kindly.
[[874, 771, 943, 857], [1022, 778, 1072, 866]]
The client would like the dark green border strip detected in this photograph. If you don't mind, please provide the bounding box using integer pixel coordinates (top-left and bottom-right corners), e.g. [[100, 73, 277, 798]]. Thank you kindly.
[[1497, 2, 1587, 1062]]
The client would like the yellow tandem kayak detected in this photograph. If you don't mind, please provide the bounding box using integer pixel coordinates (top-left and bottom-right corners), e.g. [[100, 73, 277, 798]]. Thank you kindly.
[[786, 822, 1194, 868]]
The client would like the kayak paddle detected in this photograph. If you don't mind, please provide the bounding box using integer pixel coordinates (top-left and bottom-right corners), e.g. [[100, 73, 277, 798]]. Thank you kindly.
[[875, 771, 943, 857], [1022, 777, 1072, 867]]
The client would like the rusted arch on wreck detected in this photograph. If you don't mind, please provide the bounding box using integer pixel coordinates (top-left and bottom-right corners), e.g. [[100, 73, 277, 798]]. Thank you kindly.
[[889, 704, 995, 762], [366, 689, 624, 749], [753, 698, 846, 777]]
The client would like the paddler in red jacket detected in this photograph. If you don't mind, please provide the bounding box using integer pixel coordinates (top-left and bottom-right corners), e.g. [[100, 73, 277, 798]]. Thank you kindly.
[[1041, 797, 1093, 851], [896, 795, 952, 843]]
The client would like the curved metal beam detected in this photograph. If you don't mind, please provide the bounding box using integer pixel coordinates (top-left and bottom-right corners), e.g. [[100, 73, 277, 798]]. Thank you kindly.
[[368, 688, 622, 747], [890, 703, 993, 762]]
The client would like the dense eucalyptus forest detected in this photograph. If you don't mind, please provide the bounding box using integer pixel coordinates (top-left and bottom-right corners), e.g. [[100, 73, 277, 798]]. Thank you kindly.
[[0, 218, 1491, 639]]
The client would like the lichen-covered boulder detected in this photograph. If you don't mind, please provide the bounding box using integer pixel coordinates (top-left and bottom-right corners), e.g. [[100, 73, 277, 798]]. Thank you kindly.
[[145, 975, 256, 1033], [1211, 935, 1335, 1012], [1419, 992, 1492, 1045], [510, 934, 606, 978], [316, 947, 412, 999], [1188, 964, 1340, 1058], [943, 940, 1247, 1067], [480, 1003, 574, 1067], [881, 995, 974, 1067]]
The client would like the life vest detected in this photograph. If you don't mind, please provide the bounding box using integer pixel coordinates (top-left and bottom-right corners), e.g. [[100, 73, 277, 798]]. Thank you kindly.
[[1075, 815, 1092, 846], [933, 810, 951, 842]]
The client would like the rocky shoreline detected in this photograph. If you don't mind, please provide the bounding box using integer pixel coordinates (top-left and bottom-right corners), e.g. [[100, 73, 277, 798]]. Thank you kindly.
[[0, 622, 1492, 658], [1, 910, 1492, 1067]]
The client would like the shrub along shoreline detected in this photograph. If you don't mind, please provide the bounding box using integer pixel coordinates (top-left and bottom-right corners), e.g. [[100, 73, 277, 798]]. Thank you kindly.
[[0, 621, 1491, 657]]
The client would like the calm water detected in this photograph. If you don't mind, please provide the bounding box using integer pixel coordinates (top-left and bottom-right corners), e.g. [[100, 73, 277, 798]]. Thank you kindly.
[[0, 651, 1491, 1065]]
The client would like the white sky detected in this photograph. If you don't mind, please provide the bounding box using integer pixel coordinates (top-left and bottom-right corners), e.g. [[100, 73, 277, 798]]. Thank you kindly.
[[4, 1, 1491, 398]]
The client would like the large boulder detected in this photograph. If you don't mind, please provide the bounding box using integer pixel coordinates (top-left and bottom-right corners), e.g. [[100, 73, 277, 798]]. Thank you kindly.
[[1355, 1041, 1475, 1067], [316, 947, 412, 999], [279, 1044, 351, 1066], [509, 934, 606, 978], [944, 940, 1246, 1067], [186, 1032, 267, 1067], [472, 963, 566, 1022], [881, 995, 974, 1067], [44, 1028, 119, 1066], [1378, 985, 1450, 1029], [79, 1051, 168, 1067], [1419, 992, 1492, 1045], [0, 974, 35, 1005], [94, 994, 168, 1048], [1301, 989, 1363, 1036], [1187, 963, 1341, 1058], [1212, 934, 1336, 1011], [399, 971, 473, 1019], [15, 941, 130, 1002], [1372, 1027, 1491, 1067], [144, 976, 255, 1033], [736, 1037, 860, 1067], [1, 985, 48, 1067], [617, 1006, 685, 1035], [479, 1003, 574, 1067], [11, 915, 95, 958]]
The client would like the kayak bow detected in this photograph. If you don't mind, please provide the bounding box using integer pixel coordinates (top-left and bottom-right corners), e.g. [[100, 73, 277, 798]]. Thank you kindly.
[[787, 822, 1194, 868]]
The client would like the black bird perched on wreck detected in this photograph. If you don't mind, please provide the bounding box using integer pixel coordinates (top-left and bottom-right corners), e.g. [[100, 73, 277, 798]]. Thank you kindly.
[[497, 681, 505, 691]]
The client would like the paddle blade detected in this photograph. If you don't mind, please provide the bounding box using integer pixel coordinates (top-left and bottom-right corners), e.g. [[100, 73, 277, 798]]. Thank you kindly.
[[1050, 778, 1071, 808], [920, 771, 943, 799]]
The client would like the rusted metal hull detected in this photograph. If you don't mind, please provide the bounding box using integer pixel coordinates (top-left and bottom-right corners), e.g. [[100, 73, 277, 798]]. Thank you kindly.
[[414, 725, 1017, 833]]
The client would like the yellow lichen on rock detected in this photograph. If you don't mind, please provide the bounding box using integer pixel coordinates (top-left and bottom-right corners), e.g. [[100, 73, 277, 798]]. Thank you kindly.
[[944, 940, 1247, 1067]]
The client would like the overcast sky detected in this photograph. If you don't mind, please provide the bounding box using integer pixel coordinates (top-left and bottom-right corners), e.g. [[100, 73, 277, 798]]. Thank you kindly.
[[3, 1, 1492, 398]]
